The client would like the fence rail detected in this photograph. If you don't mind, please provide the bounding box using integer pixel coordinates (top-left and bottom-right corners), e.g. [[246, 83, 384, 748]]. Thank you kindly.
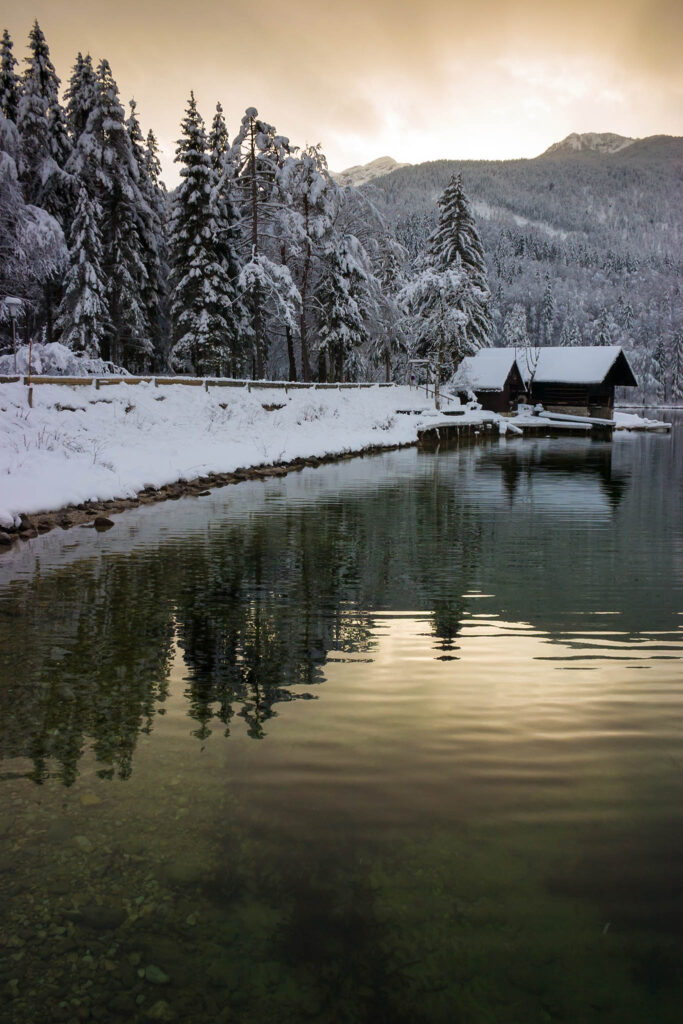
[[0, 375, 398, 391]]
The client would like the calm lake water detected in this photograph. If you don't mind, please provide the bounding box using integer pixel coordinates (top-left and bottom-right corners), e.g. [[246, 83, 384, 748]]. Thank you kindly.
[[1, 417, 682, 1024]]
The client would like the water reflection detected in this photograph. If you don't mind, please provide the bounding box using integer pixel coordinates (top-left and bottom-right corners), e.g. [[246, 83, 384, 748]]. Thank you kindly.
[[0, 431, 680, 786], [0, 426, 682, 1024]]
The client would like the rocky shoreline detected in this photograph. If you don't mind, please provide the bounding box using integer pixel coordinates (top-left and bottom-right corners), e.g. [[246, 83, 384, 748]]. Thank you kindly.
[[0, 442, 410, 552]]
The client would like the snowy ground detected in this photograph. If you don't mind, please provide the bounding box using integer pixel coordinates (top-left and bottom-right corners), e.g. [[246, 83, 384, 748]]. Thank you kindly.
[[0, 381, 492, 528]]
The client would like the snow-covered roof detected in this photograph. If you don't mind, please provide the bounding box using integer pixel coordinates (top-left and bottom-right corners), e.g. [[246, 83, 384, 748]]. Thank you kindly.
[[452, 345, 637, 393], [452, 348, 518, 392], [519, 346, 635, 385]]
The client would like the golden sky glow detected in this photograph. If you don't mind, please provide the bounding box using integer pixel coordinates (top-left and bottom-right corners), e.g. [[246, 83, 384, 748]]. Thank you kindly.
[[4, 0, 682, 183]]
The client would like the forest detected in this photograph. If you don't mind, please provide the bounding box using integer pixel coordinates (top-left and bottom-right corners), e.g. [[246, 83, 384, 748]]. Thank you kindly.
[[1, 21, 681, 399]]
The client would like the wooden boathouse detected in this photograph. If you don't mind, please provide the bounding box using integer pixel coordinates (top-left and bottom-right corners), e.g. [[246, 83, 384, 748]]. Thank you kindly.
[[451, 349, 526, 412], [453, 346, 637, 417]]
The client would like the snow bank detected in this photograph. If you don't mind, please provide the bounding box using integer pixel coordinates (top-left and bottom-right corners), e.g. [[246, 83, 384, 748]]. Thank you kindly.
[[0, 382, 450, 527], [613, 410, 670, 430], [0, 341, 128, 378]]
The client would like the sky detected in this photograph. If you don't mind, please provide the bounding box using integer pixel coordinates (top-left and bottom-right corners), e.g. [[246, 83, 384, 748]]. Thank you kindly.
[[3, 0, 681, 184]]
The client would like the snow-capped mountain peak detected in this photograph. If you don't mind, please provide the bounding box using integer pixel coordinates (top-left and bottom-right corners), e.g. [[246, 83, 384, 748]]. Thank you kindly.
[[540, 132, 636, 157], [331, 156, 411, 187]]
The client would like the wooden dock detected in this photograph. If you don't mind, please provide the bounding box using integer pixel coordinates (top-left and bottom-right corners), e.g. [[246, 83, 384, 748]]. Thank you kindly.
[[417, 418, 498, 449]]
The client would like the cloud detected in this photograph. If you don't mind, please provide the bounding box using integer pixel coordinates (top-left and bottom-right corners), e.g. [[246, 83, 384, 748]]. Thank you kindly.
[[4, 0, 680, 181]]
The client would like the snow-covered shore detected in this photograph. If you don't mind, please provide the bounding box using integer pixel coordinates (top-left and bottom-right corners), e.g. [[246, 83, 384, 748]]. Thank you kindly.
[[0, 381, 457, 529]]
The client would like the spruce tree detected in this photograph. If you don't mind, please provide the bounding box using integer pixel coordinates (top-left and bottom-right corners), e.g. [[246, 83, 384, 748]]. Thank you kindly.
[[64, 53, 98, 149], [170, 93, 236, 375], [18, 20, 72, 219], [0, 29, 19, 122], [208, 102, 246, 374], [87, 60, 151, 368], [316, 238, 368, 382], [231, 107, 292, 376], [17, 21, 73, 341], [55, 186, 109, 356], [540, 272, 555, 345], [428, 173, 493, 354], [127, 99, 169, 367]]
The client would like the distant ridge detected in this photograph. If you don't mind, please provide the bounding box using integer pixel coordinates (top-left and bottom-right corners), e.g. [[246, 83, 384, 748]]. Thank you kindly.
[[539, 132, 636, 157], [332, 156, 411, 187]]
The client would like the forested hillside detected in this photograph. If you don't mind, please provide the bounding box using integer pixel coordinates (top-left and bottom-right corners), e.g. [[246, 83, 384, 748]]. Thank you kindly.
[[1, 20, 680, 400], [366, 138, 683, 399]]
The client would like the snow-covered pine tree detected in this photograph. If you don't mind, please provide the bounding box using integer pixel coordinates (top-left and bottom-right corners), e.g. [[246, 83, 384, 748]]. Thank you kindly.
[[368, 237, 407, 381], [670, 331, 683, 402], [64, 53, 98, 150], [278, 144, 339, 380], [208, 102, 229, 171], [16, 22, 73, 341], [170, 93, 237, 375], [0, 29, 19, 122], [18, 21, 72, 221], [540, 272, 555, 345], [55, 185, 109, 356], [402, 258, 476, 381], [503, 303, 528, 349], [127, 99, 170, 368], [144, 128, 172, 368], [427, 173, 493, 356], [0, 114, 67, 348], [559, 315, 581, 347], [231, 108, 294, 376], [315, 236, 369, 382], [87, 60, 152, 368], [208, 102, 246, 375]]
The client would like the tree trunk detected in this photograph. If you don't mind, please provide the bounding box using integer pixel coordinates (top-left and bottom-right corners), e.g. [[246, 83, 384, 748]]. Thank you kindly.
[[286, 325, 297, 381], [299, 195, 312, 382], [249, 118, 263, 379], [385, 347, 391, 382], [317, 349, 327, 382]]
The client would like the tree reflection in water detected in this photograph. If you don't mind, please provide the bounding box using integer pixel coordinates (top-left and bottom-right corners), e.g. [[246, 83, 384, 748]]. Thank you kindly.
[[2, 432, 676, 789]]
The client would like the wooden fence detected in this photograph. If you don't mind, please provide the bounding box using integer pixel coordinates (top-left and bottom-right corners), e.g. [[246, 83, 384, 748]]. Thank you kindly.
[[0, 375, 398, 391]]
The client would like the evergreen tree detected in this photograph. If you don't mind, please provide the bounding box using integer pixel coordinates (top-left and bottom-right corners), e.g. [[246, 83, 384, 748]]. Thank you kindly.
[[208, 102, 246, 374], [16, 21, 72, 341], [170, 92, 237, 375], [503, 303, 528, 348], [208, 101, 229, 172], [18, 20, 72, 218], [231, 107, 293, 376], [87, 60, 152, 367], [593, 306, 619, 346], [144, 128, 172, 368], [316, 236, 368, 381], [670, 331, 683, 401], [427, 173, 493, 353], [127, 99, 169, 367], [280, 144, 338, 380], [540, 272, 555, 344], [0, 29, 19, 122], [369, 237, 407, 381], [64, 53, 98, 148], [559, 314, 581, 347], [55, 186, 109, 356]]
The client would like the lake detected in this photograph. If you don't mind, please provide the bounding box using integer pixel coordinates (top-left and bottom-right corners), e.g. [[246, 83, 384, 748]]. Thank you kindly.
[[1, 417, 681, 1024]]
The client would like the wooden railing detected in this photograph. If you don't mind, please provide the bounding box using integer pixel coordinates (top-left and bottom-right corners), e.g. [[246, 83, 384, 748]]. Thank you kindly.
[[0, 375, 398, 391]]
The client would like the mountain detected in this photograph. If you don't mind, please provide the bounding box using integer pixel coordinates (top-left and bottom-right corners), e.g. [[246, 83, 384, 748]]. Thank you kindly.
[[360, 136, 681, 397], [332, 156, 411, 187], [539, 132, 636, 157]]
